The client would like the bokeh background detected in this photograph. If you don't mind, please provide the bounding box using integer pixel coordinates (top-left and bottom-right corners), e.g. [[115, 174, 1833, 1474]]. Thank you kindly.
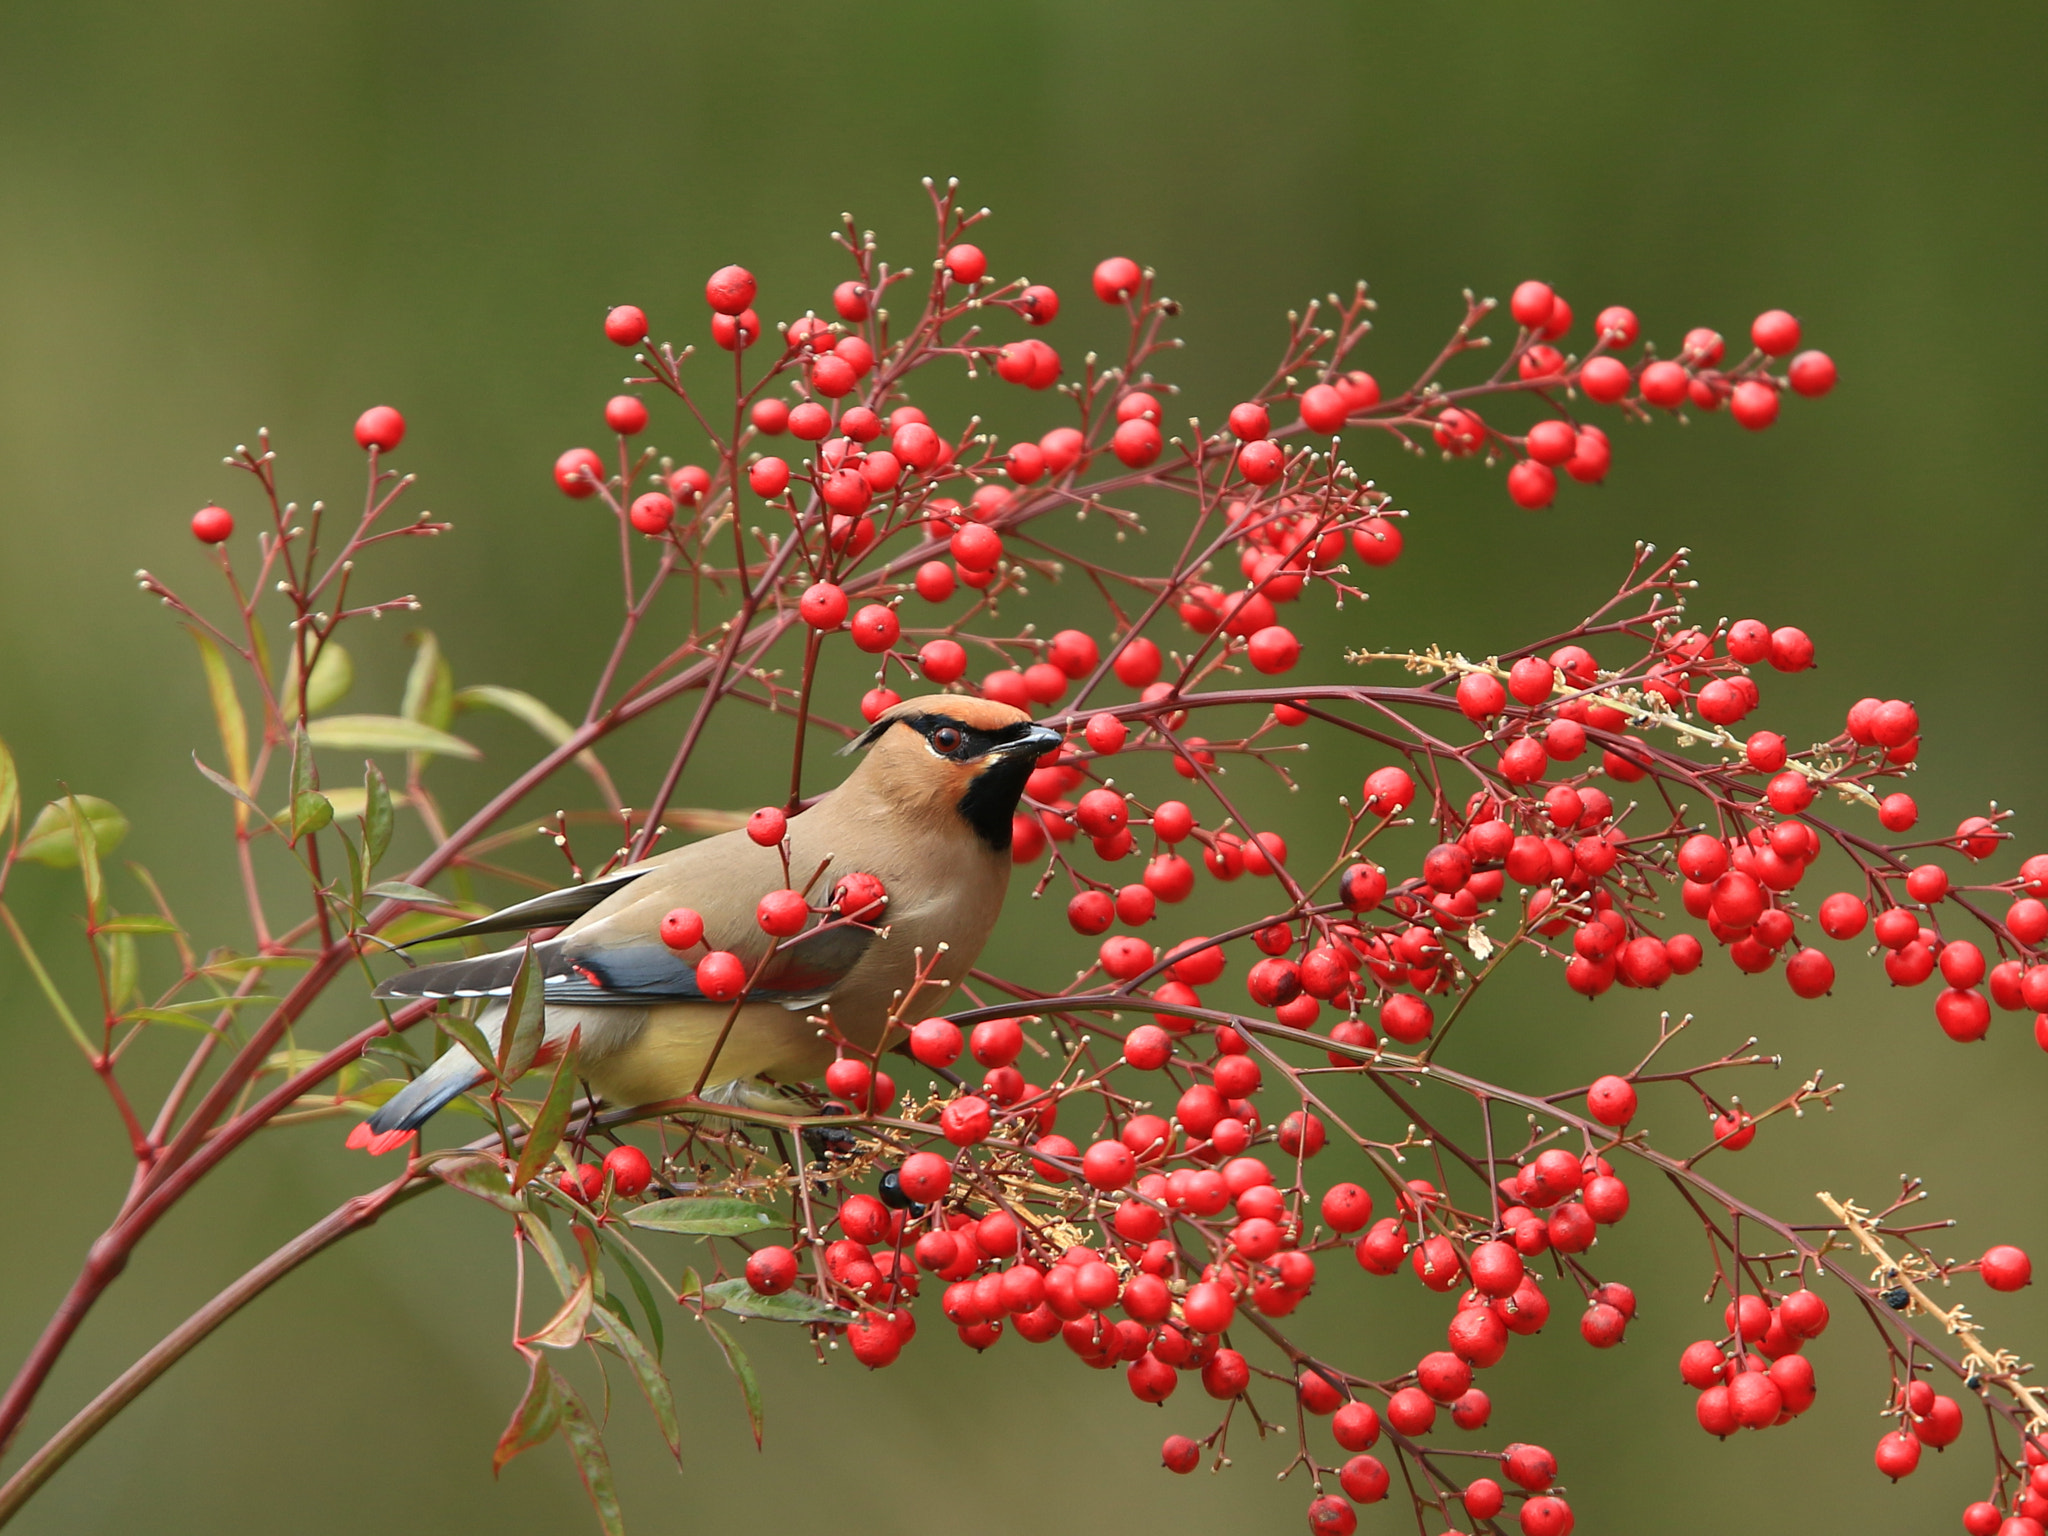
[[2, 5, 2044, 1533]]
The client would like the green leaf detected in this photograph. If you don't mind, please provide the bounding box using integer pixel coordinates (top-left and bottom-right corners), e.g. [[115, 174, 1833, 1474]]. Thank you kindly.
[[197, 952, 311, 978], [379, 910, 474, 946], [599, 1232, 667, 1360], [64, 794, 104, 918], [188, 630, 250, 791], [192, 753, 271, 825], [626, 1198, 779, 1237], [498, 937, 545, 1082], [299, 638, 356, 720], [701, 1278, 850, 1324], [291, 791, 333, 840], [95, 914, 180, 934], [703, 1316, 765, 1449], [119, 1008, 226, 1033], [104, 930, 139, 1011], [401, 631, 455, 733], [306, 715, 479, 760], [362, 763, 393, 868], [338, 824, 364, 913], [437, 1012, 501, 1082], [520, 1211, 580, 1299], [0, 734, 19, 839], [431, 1153, 528, 1213], [0, 902, 93, 1058], [525, 1257, 593, 1350], [491, 1353, 561, 1477], [365, 879, 458, 905], [20, 796, 128, 869], [554, 1378, 625, 1536], [512, 1027, 580, 1192], [456, 684, 577, 746], [593, 1302, 681, 1463], [157, 993, 281, 1015]]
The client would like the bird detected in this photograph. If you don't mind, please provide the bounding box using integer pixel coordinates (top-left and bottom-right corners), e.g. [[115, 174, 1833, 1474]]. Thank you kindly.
[[347, 695, 1062, 1152]]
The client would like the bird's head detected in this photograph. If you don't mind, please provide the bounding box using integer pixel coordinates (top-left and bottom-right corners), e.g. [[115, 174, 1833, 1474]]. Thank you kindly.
[[841, 694, 1063, 851]]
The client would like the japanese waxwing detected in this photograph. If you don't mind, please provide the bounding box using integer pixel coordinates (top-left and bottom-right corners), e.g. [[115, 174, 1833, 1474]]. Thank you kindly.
[[350, 696, 1061, 1151]]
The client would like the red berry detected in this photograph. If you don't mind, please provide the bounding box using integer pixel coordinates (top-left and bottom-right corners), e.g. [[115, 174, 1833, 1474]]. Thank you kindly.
[[554, 447, 604, 497], [695, 950, 747, 1000], [1507, 460, 1558, 509], [943, 243, 987, 284], [849, 604, 900, 654], [1731, 379, 1780, 430], [659, 907, 704, 950], [898, 1151, 953, 1203], [745, 1245, 797, 1295], [1983, 1244, 2033, 1291], [748, 456, 790, 497], [1510, 281, 1556, 329], [604, 305, 648, 345], [604, 395, 648, 435], [354, 405, 406, 452], [1093, 256, 1143, 303], [1873, 1428, 1921, 1480], [629, 492, 675, 535], [1578, 355, 1632, 403], [602, 1144, 653, 1196], [800, 582, 849, 631], [1751, 309, 1802, 355], [704, 265, 756, 315], [1788, 349, 1837, 397], [190, 505, 234, 543]]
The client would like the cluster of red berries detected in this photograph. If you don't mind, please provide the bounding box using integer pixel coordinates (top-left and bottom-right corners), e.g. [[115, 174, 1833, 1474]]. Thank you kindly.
[[365, 189, 2044, 1536]]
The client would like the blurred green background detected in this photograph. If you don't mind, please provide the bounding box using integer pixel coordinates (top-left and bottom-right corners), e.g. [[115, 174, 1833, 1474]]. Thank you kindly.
[[2, 4, 2044, 1533]]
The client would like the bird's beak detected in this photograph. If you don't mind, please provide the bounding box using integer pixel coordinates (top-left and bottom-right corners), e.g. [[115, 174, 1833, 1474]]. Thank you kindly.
[[988, 723, 1064, 762]]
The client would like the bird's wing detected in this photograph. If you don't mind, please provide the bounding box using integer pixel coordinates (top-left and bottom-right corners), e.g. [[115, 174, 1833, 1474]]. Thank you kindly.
[[388, 867, 651, 949], [372, 914, 879, 1010]]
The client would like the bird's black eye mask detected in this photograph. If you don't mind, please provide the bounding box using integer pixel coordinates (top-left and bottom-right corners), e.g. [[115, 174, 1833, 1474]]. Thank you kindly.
[[843, 712, 1038, 764]]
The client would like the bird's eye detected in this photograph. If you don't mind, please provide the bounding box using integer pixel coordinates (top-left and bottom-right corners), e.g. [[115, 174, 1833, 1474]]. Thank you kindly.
[[931, 727, 963, 753]]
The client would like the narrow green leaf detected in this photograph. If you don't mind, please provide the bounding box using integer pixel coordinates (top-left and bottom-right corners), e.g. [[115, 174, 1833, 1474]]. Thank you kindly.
[[456, 684, 576, 746], [593, 1302, 681, 1463], [599, 1232, 666, 1360], [491, 1352, 561, 1477], [94, 914, 179, 934], [431, 1153, 527, 1213], [20, 796, 128, 869], [702, 1317, 765, 1449], [512, 1028, 580, 1192], [306, 715, 479, 760], [525, 1267, 593, 1350], [365, 879, 458, 905], [158, 993, 281, 1014], [625, 1198, 779, 1237], [437, 1012, 501, 1082], [554, 1377, 626, 1536], [198, 952, 312, 978], [0, 903, 94, 1058], [700, 1278, 850, 1324], [362, 763, 393, 868], [118, 1008, 226, 1033], [338, 824, 364, 913], [104, 930, 139, 1011], [401, 631, 455, 732], [498, 937, 545, 1082], [191, 754, 271, 825], [0, 735, 19, 839], [188, 630, 251, 790], [675, 1265, 701, 1303], [64, 794, 103, 920], [306, 641, 354, 714], [520, 1212, 579, 1299]]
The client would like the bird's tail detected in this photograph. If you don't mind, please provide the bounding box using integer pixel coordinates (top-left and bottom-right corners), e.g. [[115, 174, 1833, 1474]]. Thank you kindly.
[[346, 1001, 504, 1154]]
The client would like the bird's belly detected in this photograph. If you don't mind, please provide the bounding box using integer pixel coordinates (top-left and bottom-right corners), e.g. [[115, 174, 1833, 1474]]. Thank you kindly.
[[576, 1001, 825, 1108]]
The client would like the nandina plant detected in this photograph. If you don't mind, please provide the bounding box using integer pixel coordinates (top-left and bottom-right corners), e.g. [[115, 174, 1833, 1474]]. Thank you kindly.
[[0, 180, 2041, 1536]]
